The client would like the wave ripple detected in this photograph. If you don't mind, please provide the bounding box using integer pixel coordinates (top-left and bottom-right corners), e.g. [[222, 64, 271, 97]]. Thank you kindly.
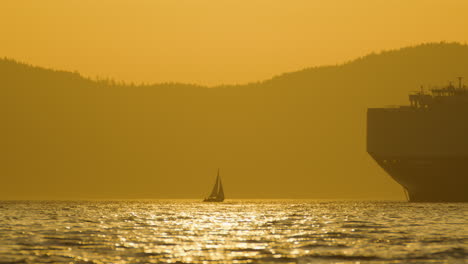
[[0, 200, 466, 263]]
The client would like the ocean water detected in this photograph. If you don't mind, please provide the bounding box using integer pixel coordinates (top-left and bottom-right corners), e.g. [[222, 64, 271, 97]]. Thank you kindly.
[[0, 200, 466, 264]]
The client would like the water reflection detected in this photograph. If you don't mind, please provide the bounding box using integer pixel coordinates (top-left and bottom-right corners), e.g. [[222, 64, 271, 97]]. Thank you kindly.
[[0, 200, 466, 263]]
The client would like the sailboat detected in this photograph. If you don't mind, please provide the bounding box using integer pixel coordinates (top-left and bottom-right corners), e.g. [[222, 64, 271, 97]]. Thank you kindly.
[[203, 169, 225, 202]]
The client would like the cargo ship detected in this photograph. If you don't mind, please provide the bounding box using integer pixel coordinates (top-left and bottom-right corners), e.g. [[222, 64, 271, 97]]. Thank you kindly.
[[367, 78, 468, 202]]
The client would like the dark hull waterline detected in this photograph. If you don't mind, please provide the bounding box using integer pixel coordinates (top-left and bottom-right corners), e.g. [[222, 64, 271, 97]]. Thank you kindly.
[[370, 155, 468, 202], [203, 198, 224, 202]]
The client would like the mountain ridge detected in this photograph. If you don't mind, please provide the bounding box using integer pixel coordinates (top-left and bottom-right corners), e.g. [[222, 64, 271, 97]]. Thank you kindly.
[[2, 42, 467, 89]]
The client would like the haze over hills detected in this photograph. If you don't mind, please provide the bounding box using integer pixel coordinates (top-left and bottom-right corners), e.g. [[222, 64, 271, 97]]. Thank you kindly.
[[1, 42, 468, 199]]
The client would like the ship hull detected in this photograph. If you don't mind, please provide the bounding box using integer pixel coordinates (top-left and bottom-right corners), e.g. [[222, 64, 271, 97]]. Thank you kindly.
[[370, 154, 468, 202], [367, 108, 468, 202]]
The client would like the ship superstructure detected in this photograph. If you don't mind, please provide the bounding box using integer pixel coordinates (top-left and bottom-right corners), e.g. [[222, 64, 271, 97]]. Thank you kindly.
[[367, 78, 468, 202]]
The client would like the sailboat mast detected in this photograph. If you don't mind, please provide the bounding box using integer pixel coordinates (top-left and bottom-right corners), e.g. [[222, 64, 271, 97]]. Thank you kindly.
[[218, 175, 224, 200], [217, 168, 220, 193], [209, 171, 219, 198]]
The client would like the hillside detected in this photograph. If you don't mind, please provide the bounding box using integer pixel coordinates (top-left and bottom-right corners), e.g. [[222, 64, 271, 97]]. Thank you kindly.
[[1, 42, 468, 199]]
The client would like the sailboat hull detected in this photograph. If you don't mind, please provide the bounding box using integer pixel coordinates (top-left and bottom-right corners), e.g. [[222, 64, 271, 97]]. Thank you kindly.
[[203, 197, 224, 202]]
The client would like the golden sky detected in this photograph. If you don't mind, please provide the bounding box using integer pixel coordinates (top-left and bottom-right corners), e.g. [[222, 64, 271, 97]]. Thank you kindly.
[[2, 0, 468, 85]]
